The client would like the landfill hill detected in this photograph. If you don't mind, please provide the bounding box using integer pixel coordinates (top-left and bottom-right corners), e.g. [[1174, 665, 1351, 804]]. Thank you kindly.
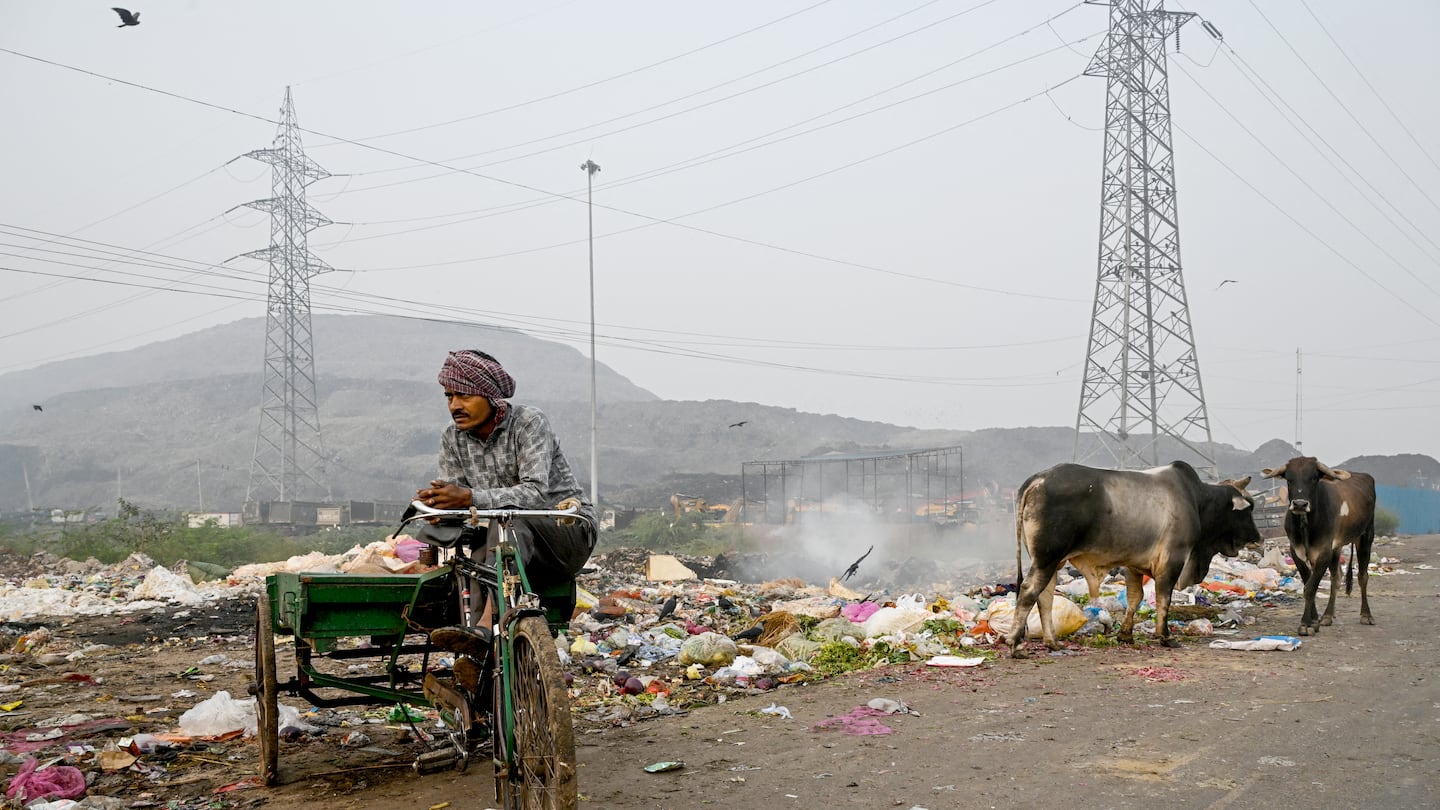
[[0, 314, 1417, 513]]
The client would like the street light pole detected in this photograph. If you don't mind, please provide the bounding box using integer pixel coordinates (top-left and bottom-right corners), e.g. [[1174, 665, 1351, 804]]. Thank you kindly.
[[580, 159, 601, 511]]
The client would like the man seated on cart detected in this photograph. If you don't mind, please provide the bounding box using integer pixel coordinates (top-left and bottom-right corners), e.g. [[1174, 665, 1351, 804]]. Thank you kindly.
[[416, 349, 598, 658]]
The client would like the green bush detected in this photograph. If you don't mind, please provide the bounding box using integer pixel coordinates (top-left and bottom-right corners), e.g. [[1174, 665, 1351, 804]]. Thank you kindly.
[[41, 500, 391, 569], [1374, 507, 1400, 537], [601, 512, 750, 555]]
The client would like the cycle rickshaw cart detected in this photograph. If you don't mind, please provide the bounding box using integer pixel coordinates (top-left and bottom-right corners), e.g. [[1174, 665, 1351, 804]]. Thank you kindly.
[[250, 504, 580, 809]]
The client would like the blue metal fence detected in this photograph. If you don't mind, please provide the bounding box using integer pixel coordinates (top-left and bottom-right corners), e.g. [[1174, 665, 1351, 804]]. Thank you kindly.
[[1375, 485, 1440, 535]]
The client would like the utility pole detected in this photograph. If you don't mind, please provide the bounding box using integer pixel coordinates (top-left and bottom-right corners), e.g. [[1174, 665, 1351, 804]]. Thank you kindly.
[[1074, 0, 1217, 478], [1295, 348, 1303, 454], [580, 159, 601, 509], [237, 87, 334, 505]]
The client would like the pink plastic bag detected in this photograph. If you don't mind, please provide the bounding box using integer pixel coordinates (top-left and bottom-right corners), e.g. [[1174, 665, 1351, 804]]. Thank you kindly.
[[5, 757, 87, 802], [841, 602, 881, 623]]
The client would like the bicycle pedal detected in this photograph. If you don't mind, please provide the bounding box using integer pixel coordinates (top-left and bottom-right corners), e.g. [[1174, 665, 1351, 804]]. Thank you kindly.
[[413, 748, 458, 775]]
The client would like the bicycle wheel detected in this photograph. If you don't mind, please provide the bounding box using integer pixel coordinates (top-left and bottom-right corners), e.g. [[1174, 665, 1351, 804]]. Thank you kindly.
[[501, 615, 577, 810], [253, 594, 279, 786]]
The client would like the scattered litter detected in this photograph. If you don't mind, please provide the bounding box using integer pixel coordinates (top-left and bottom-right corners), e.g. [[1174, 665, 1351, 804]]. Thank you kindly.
[[811, 706, 898, 736], [1258, 756, 1297, 767], [926, 655, 986, 668], [1210, 636, 1302, 652], [644, 761, 685, 773], [758, 703, 792, 720]]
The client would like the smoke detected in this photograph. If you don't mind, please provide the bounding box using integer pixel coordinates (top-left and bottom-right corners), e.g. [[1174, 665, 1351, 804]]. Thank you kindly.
[[724, 495, 1021, 592]]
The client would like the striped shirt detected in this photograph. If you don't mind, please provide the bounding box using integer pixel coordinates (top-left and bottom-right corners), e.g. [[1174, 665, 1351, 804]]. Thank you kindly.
[[437, 403, 596, 525]]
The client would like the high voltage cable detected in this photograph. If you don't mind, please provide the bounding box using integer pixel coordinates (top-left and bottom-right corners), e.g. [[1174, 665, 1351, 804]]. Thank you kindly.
[[0, 262, 1071, 389], [0, 222, 1080, 355], [1201, 43, 1440, 264], [1173, 59, 1440, 297], [325, 6, 1093, 239], [1246, 0, 1440, 218], [1173, 122, 1440, 331], [1298, 0, 1440, 174], [338, 0, 1013, 182], [0, 45, 1082, 305], [346, 0, 843, 143]]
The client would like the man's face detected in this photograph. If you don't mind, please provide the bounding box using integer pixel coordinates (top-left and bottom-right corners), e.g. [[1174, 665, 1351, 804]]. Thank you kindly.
[[444, 390, 493, 432]]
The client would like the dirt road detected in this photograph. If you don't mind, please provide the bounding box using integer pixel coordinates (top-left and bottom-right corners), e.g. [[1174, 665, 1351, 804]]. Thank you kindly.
[[3, 536, 1436, 809]]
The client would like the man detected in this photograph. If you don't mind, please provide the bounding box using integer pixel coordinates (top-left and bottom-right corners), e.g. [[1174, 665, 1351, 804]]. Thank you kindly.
[[418, 349, 597, 656]]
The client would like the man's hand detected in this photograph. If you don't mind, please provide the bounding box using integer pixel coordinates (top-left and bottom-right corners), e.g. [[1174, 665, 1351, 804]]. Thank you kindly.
[[418, 480, 472, 510], [554, 497, 581, 525]]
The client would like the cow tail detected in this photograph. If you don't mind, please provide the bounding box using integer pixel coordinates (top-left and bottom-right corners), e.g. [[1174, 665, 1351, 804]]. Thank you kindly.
[[1345, 543, 1355, 595], [1014, 477, 1034, 594]]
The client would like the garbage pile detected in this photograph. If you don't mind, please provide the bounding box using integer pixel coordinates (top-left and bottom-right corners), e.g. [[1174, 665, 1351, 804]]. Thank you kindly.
[[0, 537, 1412, 806]]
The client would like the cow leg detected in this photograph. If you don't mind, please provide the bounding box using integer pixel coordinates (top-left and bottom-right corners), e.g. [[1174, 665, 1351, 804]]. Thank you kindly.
[[1153, 566, 1185, 649], [1035, 572, 1062, 651], [1116, 569, 1144, 645], [1008, 562, 1058, 659], [1356, 530, 1375, 625], [1319, 547, 1342, 626], [1298, 549, 1330, 636]]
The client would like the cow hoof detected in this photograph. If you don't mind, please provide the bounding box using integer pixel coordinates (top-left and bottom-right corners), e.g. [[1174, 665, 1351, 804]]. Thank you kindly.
[[1161, 638, 1182, 649], [1298, 625, 1315, 636], [1011, 646, 1031, 660], [1117, 635, 1134, 645], [1319, 616, 1334, 626], [1361, 615, 1375, 625]]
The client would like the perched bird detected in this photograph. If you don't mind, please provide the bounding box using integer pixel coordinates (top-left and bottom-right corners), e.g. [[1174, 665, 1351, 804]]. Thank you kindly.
[[728, 421, 748, 428], [1215, 279, 1238, 290], [112, 8, 141, 27], [656, 595, 678, 621], [841, 545, 874, 581], [731, 625, 763, 642], [717, 594, 735, 611], [32, 404, 43, 412]]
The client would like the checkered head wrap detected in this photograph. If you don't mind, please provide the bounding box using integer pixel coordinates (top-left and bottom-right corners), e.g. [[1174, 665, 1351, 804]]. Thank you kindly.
[[439, 350, 515, 421]]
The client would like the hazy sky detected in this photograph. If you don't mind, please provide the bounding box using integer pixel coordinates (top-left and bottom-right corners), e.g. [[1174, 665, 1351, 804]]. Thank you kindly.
[[2, 1, 1437, 464]]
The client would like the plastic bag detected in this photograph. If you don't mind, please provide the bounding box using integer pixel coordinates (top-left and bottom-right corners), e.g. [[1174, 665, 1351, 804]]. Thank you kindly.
[[677, 632, 738, 667], [861, 607, 929, 638], [178, 691, 256, 737], [982, 595, 1087, 639]]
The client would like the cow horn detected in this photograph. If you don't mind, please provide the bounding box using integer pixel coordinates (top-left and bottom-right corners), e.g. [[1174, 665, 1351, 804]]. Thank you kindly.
[[1316, 461, 1351, 480], [1261, 464, 1286, 479]]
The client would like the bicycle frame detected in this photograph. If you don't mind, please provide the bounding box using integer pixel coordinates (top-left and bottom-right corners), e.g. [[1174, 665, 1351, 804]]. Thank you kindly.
[[399, 502, 579, 802]]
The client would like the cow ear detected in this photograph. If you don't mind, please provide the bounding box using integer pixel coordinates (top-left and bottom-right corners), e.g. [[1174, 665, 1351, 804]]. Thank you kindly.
[[1232, 494, 1252, 511], [1261, 467, 1284, 479], [1232, 475, 1252, 490]]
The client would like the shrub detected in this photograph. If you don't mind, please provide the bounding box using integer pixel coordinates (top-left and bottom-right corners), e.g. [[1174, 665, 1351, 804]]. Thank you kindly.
[[1374, 506, 1400, 537]]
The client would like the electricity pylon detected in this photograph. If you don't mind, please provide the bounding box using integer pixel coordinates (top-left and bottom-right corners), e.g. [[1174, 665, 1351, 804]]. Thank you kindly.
[[1074, 0, 1217, 478], [240, 87, 334, 503]]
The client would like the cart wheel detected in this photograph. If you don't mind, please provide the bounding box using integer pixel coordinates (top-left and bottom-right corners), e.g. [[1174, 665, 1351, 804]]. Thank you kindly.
[[501, 616, 577, 810], [254, 594, 280, 786]]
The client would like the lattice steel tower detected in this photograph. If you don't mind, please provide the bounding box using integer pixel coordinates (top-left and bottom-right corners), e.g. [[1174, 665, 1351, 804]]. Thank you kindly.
[[1074, 0, 1216, 477], [240, 87, 334, 503]]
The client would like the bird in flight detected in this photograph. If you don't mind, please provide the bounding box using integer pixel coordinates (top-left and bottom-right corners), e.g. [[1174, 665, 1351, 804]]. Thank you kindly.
[[841, 545, 874, 581], [728, 421, 748, 428], [112, 8, 141, 27], [1215, 279, 1238, 290], [32, 404, 43, 412]]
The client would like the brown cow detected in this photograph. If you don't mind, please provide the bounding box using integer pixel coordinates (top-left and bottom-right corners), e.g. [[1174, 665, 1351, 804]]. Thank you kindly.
[[1261, 456, 1376, 635]]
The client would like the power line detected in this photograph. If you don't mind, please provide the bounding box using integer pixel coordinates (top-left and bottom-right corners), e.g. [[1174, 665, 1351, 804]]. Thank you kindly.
[[1298, 0, 1440, 174], [1174, 121, 1440, 331], [1246, 0, 1440, 217], [348, 0, 843, 142], [0, 45, 1085, 306]]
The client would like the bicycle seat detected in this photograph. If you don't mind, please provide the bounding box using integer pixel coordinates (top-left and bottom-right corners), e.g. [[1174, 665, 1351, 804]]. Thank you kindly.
[[398, 503, 482, 549]]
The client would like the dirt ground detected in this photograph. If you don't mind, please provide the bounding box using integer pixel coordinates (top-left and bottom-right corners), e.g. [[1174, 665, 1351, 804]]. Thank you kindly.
[[3, 536, 1437, 809]]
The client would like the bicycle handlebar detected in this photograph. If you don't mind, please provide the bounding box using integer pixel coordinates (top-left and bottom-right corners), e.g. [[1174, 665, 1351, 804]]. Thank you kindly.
[[402, 500, 580, 525]]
